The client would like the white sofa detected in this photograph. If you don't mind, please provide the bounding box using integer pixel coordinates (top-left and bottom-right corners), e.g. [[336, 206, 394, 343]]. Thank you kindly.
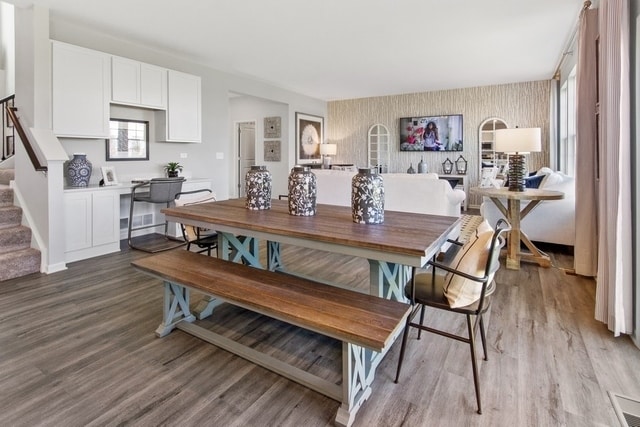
[[313, 169, 465, 217], [480, 168, 575, 246]]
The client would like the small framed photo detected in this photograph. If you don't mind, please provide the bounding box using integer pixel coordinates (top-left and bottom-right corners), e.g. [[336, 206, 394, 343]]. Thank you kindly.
[[295, 112, 323, 164], [101, 166, 118, 186]]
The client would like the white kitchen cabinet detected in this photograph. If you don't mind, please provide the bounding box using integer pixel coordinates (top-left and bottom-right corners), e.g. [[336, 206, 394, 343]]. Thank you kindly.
[[111, 56, 167, 109], [52, 41, 111, 138], [156, 70, 201, 142], [64, 189, 120, 263]]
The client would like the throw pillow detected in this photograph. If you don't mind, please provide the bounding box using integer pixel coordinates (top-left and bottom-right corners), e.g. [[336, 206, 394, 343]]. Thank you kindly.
[[443, 220, 494, 308], [524, 174, 545, 189]]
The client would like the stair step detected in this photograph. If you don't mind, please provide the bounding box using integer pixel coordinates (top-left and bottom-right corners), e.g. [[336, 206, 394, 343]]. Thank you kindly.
[[0, 187, 13, 207], [0, 206, 22, 229], [0, 248, 40, 281], [0, 168, 15, 185], [0, 226, 32, 254]]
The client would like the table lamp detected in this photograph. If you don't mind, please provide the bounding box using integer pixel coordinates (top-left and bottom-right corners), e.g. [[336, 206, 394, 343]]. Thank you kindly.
[[320, 143, 337, 169], [494, 127, 541, 192]]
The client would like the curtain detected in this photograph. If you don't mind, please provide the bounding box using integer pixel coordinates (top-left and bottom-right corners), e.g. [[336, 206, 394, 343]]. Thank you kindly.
[[574, 8, 599, 277], [595, 0, 633, 336]]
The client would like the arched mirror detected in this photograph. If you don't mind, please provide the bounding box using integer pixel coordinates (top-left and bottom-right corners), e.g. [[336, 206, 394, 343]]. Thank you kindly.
[[478, 117, 508, 178], [368, 124, 390, 173]]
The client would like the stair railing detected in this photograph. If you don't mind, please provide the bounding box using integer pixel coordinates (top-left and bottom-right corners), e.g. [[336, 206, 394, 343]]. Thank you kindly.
[[4, 101, 48, 172], [1, 94, 15, 161]]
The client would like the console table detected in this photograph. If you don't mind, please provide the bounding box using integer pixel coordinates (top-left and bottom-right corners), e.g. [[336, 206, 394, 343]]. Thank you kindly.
[[471, 187, 564, 269], [438, 174, 468, 211]]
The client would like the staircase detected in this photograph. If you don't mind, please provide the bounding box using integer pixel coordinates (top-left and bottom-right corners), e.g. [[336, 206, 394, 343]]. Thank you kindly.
[[0, 169, 41, 281]]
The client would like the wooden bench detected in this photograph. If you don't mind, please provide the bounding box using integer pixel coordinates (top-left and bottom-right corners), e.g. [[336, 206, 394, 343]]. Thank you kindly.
[[132, 250, 410, 427]]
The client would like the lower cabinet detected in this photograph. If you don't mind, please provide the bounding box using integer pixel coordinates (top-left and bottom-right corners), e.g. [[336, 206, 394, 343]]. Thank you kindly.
[[64, 189, 120, 263]]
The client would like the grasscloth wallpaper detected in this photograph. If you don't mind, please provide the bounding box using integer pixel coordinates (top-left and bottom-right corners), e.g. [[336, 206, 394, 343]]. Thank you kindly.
[[327, 80, 552, 207]]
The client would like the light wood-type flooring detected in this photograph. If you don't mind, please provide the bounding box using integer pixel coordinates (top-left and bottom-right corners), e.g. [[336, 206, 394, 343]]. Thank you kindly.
[[1, 241, 639, 427]]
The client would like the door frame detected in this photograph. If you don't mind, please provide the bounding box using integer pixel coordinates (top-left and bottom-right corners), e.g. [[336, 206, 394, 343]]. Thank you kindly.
[[233, 120, 257, 198]]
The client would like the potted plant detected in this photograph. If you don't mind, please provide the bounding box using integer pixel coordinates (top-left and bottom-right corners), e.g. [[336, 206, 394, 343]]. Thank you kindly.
[[164, 162, 183, 178]]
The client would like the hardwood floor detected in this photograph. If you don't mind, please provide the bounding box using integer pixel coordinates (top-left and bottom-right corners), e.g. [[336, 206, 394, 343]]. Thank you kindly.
[[0, 242, 638, 426]]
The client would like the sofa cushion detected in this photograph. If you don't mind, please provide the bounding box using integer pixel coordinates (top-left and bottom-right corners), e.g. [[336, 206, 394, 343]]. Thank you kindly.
[[524, 174, 546, 189], [443, 220, 494, 308]]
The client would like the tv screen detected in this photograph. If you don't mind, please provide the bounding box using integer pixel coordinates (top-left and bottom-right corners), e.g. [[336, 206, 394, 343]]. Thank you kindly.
[[399, 114, 463, 151]]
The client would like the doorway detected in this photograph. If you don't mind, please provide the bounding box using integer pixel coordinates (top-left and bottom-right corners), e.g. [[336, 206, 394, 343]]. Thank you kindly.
[[236, 121, 256, 197]]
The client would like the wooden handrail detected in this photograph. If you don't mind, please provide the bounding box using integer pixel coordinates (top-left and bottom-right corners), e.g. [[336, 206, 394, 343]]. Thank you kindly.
[[5, 106, 48, 172]]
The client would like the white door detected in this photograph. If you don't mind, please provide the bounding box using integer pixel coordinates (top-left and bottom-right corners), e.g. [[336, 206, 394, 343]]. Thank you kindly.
[[237, 122, 256, 197]]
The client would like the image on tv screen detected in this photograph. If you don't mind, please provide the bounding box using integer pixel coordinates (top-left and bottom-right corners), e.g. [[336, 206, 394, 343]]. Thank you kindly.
[[399, 114, 463, 152]]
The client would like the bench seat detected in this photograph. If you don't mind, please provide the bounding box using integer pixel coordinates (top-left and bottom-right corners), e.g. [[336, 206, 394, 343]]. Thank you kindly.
[[133, 250, 411, 426], [132, 250, 409, 352]]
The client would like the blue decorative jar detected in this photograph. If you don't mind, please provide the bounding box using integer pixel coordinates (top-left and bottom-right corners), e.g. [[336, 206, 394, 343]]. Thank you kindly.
[[245, 165, 272, 210], [66, 153, 92, 187], [352, 167, 384, 224], [288, 165, 316, 216]]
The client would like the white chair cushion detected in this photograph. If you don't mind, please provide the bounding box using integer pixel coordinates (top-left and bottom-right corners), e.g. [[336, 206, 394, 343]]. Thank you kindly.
[[443, 220, 494, 308]]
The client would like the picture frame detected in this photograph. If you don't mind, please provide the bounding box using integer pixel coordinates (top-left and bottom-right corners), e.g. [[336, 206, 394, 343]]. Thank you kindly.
[[295, 112, 323, 164], [264, 140, 281, 162], [264, 116, 281, 138], [101, 166, 118, 186], [106, 118, 149, 161]]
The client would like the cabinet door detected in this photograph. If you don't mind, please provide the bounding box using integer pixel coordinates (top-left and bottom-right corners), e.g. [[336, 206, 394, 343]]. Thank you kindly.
[[92, 191, 120, 246], [64, 193, 92, 252], [52, 41, 110, 138], [111, 56, 140, 105], [140, 63, 167, 109], [166, 70, 201, 142]]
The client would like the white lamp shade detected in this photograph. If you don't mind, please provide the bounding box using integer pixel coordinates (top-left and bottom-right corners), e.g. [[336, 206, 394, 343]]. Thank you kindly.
[[319, 143, 337, 156], [494, 128, 541, 153]]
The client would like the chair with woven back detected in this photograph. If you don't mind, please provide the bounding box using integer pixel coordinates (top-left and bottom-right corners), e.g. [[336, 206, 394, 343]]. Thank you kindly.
[[174, 189, 218, 256], [394, 218, 510, 415]]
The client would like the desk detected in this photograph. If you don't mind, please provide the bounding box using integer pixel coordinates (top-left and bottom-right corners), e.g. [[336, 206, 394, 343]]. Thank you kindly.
[[162, 198, 459, 425], [471, 187, 564, 269]]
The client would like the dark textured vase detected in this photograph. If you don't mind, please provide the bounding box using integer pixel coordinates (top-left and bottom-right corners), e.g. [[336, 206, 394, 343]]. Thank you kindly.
[[245, 165, 272, 210], [66, 153, 92, 187], [288, 165, 316, 216], [352, 167, 384, 224]]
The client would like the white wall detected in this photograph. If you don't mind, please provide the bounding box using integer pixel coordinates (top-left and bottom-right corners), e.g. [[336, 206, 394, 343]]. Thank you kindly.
[[229, 95, 289, 197], [49, 19, 326, 201]]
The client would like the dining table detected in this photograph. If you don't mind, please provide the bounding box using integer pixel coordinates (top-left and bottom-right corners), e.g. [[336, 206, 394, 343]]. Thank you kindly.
[[161, 197, 460, 423]]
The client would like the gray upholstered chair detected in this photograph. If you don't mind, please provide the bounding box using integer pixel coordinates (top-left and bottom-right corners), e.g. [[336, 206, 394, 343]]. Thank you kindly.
[[127, 177, 186, 252]]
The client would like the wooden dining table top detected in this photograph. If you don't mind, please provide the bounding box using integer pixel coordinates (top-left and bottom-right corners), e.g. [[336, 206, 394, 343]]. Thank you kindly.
[[163, 198, 460, 261]]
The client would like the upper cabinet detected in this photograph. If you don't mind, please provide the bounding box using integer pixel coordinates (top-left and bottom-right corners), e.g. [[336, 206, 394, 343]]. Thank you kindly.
[[156, 70, 201, 143], [52, 41, 111, 138], [51, 41, 201, 142], [111, 56, 167, 109]]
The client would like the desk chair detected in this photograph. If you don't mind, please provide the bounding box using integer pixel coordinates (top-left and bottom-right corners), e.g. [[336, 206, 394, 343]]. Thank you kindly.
[[174, 189, 218, 256], [395, 219, 509, 415], [127, 177, 186, 252]]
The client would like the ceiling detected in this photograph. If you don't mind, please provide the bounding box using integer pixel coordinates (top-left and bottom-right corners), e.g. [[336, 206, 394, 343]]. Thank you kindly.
[[16, 0, 585, 101]]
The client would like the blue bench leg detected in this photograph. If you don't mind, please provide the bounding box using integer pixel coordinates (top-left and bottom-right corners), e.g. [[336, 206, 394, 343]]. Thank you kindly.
[[155, 281, 196, 337]]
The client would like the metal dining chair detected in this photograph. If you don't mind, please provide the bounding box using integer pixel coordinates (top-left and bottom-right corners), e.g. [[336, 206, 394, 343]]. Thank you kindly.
[[127, 177, 186, 252], [394, 219, 510, 415], [174, 188, 218, 256]]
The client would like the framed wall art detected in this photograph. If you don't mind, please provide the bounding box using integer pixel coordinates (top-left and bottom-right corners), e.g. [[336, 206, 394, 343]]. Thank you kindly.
[[264, 140, 281, 162], [106, 118, 149, 161], [264, 116, 281, 138], [295, 112, 323, 164]]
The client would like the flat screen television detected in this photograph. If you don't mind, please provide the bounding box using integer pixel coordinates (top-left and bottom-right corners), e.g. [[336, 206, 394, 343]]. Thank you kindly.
[[399, 114, 463, 151]]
